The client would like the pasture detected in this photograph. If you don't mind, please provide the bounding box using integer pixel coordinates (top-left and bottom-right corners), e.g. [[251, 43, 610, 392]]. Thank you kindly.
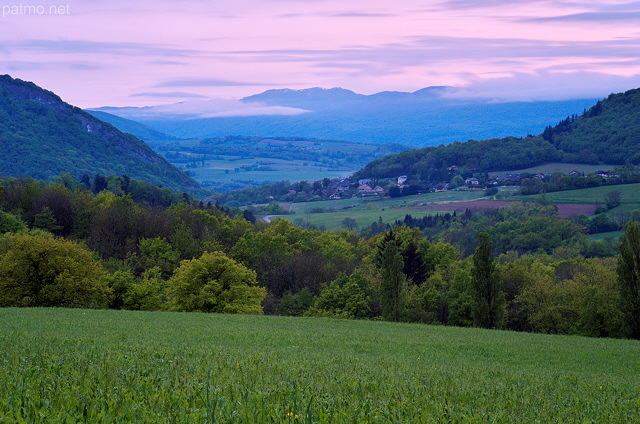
[[1, 308, 638, 423], [489, 162, 618, 176], [518, 183, 640, 212], [273, 189, 494, 230]]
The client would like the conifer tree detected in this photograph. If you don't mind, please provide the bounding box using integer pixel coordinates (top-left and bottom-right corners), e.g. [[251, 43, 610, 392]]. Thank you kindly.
[[471, 232, 504, 328], [618, 221, 640, 339], [379, 236, 406, 322]]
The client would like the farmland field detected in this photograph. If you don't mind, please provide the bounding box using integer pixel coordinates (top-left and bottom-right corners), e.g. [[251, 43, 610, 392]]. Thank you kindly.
[[274, 207, 445, 230], [489, 162, 618, 176], [517, 183, 640, 206], [272, 189, 497, 230], [1, 308, 639, 423], [149, 137, 408, 192], [589, 231, 623, 241]]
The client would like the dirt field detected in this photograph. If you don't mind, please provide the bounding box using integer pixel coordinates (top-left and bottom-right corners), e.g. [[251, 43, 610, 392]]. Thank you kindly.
[[405, 200, 597, 218]]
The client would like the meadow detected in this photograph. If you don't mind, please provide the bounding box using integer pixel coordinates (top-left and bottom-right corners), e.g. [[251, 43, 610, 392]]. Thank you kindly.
[[151, 137, 406, 192], [273, 190, 495, 230], [1, 308, 639, 423], [518, 183, 640, 212], [489, 162, 618, 177]]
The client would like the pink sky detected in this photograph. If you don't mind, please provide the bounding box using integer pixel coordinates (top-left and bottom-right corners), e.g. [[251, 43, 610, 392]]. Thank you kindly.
[[2, 0, 640, 107]]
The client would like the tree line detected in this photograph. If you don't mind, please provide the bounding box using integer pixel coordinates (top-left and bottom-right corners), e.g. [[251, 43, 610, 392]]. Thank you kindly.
[[1, 175, 640, 339]]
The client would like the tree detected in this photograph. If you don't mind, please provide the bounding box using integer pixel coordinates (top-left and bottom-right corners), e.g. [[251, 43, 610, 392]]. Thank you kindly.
[[32, 206, 63, 233], [0, 210, 26, 233], [166, 251, 266, 314], [341, 217, 358, 231], [449, 175, 464, 189], [277, 288, 315, 316], [605, 190, 622, 210], [306, 272, 371, 319], [93, 174, 108, 193], [379, 237, 407, 321], [124, 267, 167, 311], [388, 185, 402, 198], [471, 232, 504, 328], [126, 237, 179, 279], [618, 221, 640, 338], [0, 232, 112, 308]]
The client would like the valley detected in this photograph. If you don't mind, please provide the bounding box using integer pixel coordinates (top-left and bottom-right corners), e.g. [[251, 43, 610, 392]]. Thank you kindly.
[[146, 135, 407, 192]]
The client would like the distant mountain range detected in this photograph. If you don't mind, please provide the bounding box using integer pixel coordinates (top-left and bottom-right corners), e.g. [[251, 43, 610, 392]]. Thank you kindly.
[[91, 87, 599, 146], [0, 75, 198, 192]]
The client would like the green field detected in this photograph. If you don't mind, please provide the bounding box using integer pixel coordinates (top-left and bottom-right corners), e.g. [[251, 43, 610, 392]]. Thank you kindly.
[[589, 231, 623, 241], [151, 137, 407, 192], [490, 162, 618, 176], [272, 189, 512, 230], [191, 157, 353, 186], [1, 308, 638, 423], [276, 207, 445, 230], [518, 183, 640, 210]]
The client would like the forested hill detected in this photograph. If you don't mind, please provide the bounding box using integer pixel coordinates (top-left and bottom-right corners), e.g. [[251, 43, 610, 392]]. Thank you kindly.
[[0, 75, 198, 192], [355, 87, 640, 180]]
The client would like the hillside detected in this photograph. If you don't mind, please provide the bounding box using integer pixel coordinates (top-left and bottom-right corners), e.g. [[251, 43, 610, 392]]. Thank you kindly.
[[0, 75, 198, 192], [93, 87, 598, 146], [356, 87, 640, 181], [544, 88, 640, 164]]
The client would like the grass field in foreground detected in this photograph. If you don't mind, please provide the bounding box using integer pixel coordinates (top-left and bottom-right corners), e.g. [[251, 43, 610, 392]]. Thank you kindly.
[[1, 309, 639, 423]]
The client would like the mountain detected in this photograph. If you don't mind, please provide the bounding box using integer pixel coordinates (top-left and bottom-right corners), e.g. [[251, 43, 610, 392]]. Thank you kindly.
[[355, 87, 640, 181], [94, 87, 599, 147], [86, 110, 180, 142], [242, 86, 452, 109], [0, 75, 198, 191]]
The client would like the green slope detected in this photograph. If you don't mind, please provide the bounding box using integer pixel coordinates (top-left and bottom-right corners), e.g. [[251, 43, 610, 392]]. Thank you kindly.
[[0, 75, 198, 192]]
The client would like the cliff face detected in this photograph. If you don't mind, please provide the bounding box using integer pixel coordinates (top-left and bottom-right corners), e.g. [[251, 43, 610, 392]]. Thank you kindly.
[[0, 75, 198, 190]]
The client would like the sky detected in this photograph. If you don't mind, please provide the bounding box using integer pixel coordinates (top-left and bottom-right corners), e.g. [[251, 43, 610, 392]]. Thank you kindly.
[[2, 0, 640, 109]]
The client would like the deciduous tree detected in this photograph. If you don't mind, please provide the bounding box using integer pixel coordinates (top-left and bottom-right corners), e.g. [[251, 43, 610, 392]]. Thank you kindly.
[[0, 232, 112, 308], [167, 251, 266, 314]]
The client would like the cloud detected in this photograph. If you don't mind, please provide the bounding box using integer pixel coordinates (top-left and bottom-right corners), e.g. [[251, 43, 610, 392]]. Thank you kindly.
[[130, 92, 210, 99], [444, 71, 640, 102], [280, 10, 396, 18], [325, 11, 397, 18], [96, 98, 310, 119], [528, 11, 640, 23], [442, 0, 541, 8], [156, 78, 271, 88], [4, 61, 102, 71], [15, 39, 196, 57], [220, 34, 640, 77]]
